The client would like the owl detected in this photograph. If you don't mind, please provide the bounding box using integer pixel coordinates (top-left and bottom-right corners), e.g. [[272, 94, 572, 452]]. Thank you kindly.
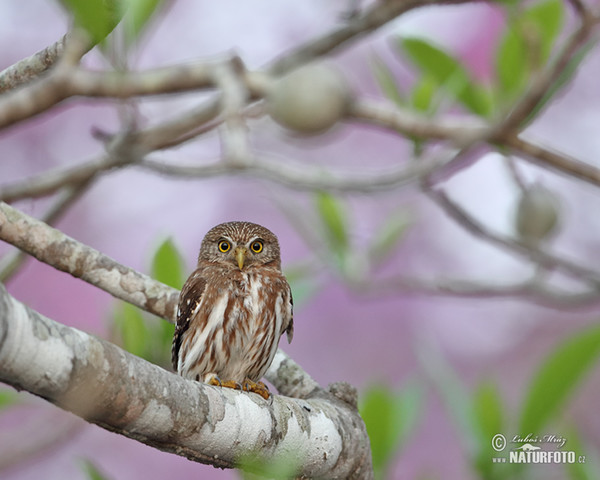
[[172, 221, 294, 399]]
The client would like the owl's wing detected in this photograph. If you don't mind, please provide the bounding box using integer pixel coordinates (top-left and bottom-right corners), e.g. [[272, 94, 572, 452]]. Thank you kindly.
[[284, 282, 294, 344], [171, 269, 207, 371]]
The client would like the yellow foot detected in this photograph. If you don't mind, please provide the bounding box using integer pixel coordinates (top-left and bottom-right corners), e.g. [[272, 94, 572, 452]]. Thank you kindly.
[[242, 379, 270, 400], [206, 376, 270, 400]]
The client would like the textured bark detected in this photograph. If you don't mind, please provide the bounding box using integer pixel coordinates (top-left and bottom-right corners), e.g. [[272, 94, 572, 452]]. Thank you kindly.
[[0, 283, 372, 478]]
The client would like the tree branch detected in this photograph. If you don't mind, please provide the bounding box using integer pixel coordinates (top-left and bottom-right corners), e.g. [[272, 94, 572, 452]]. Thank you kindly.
[[0, 31, 92, 94], [0, 201, 319, 399], [0, 283, 372, 478]]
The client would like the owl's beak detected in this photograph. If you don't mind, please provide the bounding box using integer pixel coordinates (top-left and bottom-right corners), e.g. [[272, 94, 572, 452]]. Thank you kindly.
[[234, 246, 247, 270]]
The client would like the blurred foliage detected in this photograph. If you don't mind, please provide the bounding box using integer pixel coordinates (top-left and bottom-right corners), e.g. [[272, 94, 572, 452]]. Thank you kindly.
[[519, 323, 600, 435], [360, 383, 423, 480], [80, 458, 111, 480], [495, 0, 564, 100], [399, 37, 494, 118], [0, 388, 18, 410], [59, 0, 164, 46], [236, 450, 302, 480], [370, 0, 583, 140], [413, 323, 600, 480], [59, 0, 122, 44], [111, 237, 181, 368]]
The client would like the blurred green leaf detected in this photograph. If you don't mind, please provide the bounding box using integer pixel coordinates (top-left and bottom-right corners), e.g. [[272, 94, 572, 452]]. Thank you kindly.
[[496, 25, 528, 98], [496, 0, 564, 100], [565, 428, 600, 480], [237, 451, 301, 480], [523, 39, 594, 126], [121, 0, 163, 45], [284, 264, 318, 309], [151, 237, 185, 289], [0, 389, 18, 410], [315, 192, 349, 250], [473, 381, 503, 442], [411, 75, 438, 114], [113, 302, 149, 358], [368, 210, 411, 265], [472, 381, 508, 479], [80, 459, 111, 480], [360, 384, 422, 479], [371, 55, 405, 106], [59, 0, 122, 44], [527, 0, 563, 61], [399, 37, 493, 117], [519, 324, 600, 435]]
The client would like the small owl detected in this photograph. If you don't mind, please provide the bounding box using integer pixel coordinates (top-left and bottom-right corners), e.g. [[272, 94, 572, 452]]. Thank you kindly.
[[172, 221, 293, 399]]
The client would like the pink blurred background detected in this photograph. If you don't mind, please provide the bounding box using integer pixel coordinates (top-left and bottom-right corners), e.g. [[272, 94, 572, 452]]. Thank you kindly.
[[1, 1, 600, 479]]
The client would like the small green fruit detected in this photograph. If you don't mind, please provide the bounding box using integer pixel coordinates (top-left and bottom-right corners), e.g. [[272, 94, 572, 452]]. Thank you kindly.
[[266, 63, 350, 135], [515, 184, 561, 245]]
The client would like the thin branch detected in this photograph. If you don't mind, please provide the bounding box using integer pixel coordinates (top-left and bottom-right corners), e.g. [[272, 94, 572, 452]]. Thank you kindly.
[[0, 201, 178, 321], [140, 146, 452, 192], [0, 55, 230, 131], [422, 186, 600, 286], [0, 284, 372, 478], [0, 31, 92, 94], [347, 98, 489, 142], [354, 275, 600, 309], [0, 180, 92, 281], [505, 135, 600, 187], [267, 0, 477, 74]]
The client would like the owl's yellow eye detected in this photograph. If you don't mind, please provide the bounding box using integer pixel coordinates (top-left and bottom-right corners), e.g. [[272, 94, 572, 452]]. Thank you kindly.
[[218, 240, 231, 253], [250, 240, 263, 253]]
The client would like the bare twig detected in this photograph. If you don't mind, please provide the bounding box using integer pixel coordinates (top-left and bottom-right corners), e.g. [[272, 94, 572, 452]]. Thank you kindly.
[[422, 186, 600, 286], [355, 275, 600, 309], [267, 0, 476, 74], [505, 135, 600, 187]]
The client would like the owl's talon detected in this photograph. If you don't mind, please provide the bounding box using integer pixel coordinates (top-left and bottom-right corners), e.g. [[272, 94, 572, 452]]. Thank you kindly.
[[241, 379, 271, 400], [207, 375, 222, 387]]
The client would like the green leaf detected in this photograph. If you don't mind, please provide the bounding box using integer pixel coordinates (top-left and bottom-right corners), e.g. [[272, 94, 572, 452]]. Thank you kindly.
[[473, 381, 503, 442], [237, 451, 302, 480], [315, 192, 349, 250], [526, 0, 563, 61], [360, 384, 422, 479], [113, 302, 149, 358], [496, 24, 529, 98], [121, 0, 163, 45], [368, 210, 411, 265], [371, 55, 405, 106], [59, 0, 122, 45], [399, 37, 493, 117], [0, 389, 18, 410], [80, 459, 110, 480], [151, 237, 185, 289], [411, 75, 437, 114], [519, 324, 600, 435], [496, 0, 564, 99], [283, 264, 318, 309]]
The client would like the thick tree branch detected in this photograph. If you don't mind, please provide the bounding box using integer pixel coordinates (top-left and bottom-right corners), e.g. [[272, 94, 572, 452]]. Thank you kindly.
[[0, 283, 372, 478]]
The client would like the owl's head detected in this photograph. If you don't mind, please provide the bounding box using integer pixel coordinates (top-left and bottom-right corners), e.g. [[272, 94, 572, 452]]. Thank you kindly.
[[198, 221, 282, 270]]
